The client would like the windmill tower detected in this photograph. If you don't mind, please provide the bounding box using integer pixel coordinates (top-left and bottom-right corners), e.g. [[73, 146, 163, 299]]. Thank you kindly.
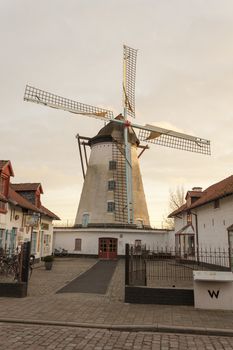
[[24, 45, 211, 230], [75, 114, 150, 228]]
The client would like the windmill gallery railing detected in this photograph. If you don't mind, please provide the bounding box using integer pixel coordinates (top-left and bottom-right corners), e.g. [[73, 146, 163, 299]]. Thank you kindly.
[[125, 244, 231, 288]]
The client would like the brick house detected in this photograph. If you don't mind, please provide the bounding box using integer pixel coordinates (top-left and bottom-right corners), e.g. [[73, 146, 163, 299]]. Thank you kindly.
[[0, 160, 59, 258], [168, 175, 233, 262]]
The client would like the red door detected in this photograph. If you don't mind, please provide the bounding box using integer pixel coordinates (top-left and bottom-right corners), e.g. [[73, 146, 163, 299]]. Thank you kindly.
[[99, 238, 118, 259]]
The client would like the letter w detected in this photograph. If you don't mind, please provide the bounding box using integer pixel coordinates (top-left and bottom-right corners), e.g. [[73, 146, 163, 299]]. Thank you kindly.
[[208, 290, 220, 299]]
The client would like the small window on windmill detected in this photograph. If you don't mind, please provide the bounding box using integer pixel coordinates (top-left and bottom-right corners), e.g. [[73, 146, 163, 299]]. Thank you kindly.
[[107, 202, 115, 212], [109, 161, 117, 170], [136, 219, 143, 228], [108, 180, 116, 191], [82, 213, 89, 227]]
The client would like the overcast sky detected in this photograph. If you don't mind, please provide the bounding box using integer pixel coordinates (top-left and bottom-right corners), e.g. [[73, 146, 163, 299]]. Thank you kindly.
[[0, 0, 233, 227]]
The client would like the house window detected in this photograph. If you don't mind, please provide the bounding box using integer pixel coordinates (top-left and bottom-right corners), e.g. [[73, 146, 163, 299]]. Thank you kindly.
[[187, 213, 192, 224], [214, 199, 220, 209], [108, 180, 116, 191], [41, 222, 49, 230], [109, 161, 117, 170], [135, 239, 142, 247], [0, 229, 4, 249], [107, 202, 115, 212], [74, 238, 82, 251], [135, 239, 142, 253], [0, 201, 6, 212], [44, 234, 50, 246], [212, 218, 214, 226], [82, 213, 89, 227], [31, 232, 37, 254]]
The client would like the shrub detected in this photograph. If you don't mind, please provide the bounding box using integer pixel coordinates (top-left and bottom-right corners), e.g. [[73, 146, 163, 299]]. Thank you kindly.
[[43, 255, 54, 262]]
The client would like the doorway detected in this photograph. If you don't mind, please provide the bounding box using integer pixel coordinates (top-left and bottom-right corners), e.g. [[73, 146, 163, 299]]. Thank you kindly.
[[98, 238, 118, 259]]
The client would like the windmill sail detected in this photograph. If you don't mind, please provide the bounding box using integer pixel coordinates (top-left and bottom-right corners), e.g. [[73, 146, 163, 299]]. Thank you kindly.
[[123, 45, 137, 118], [24, 85, 114, 121], [136, 123, 211, 155]]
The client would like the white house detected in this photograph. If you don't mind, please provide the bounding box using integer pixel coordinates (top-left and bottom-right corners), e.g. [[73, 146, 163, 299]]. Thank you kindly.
[[168, 175, 233, 262], [0, 160, 60, 259]]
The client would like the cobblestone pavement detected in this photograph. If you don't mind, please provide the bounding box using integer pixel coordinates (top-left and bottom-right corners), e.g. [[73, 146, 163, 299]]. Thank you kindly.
[[1, 322, 233, 350], [0, 258, 233, 332]]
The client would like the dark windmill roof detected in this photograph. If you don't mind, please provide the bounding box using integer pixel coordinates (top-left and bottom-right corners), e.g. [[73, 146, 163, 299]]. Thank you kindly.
[[89, 114, 139, 146]]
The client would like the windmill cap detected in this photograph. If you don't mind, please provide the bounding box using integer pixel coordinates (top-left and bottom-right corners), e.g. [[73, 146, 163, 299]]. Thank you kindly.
[[89, 114, 140, 146]]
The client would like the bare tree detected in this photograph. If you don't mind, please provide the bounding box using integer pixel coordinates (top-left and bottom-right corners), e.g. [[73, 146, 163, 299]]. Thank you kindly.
[[168, 185, 185, 212], [162, 185, 185, 229]]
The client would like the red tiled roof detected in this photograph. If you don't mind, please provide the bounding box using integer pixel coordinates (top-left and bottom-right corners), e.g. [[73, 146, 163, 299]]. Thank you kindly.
[[0, 161, 9, 171], [0, 193, 7, 202], [8, 187, 40, 212], [11, 183, 43, 193], [40, 205, 60, 220], [169, 175, 233, 217], [168, 203, 187, 217], [0, 160, 14, 176], [190, 175, 233, 209], [8, 187, 59, 220]]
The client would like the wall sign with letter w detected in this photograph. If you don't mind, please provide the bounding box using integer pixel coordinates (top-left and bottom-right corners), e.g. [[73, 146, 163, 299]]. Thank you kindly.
[[208, 290, 220, 299]]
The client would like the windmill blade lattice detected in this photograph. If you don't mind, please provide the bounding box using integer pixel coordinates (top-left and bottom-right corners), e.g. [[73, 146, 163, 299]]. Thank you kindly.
[[123, 45, 137, 118], [137, 124, 211, 155], [24, 85, 114, 121]]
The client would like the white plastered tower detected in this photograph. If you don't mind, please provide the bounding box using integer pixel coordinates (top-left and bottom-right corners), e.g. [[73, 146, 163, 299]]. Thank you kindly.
[[75, 116, 150, 228]]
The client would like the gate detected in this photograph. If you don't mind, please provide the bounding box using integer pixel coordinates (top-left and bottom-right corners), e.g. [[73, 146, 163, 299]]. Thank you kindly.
[[125, 244, 231, 288]]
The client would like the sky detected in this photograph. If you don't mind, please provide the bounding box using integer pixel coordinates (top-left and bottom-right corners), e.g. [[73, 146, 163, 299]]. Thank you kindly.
[[0, 0, 233, 228]]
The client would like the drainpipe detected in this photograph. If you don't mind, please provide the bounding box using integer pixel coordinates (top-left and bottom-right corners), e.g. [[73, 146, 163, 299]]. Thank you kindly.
[[191, 211, 199, 264]]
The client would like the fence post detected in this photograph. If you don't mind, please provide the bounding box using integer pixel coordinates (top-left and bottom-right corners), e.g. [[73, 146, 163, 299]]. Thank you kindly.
[[125, 244, 130, 285], [21, 242, 31, 285]]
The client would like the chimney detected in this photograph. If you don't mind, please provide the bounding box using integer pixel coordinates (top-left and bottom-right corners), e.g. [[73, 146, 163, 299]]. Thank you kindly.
[[192, 187, 202, 192]]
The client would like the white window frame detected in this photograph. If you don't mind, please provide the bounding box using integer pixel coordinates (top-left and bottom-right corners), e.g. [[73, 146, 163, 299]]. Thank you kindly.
[[107, 201, 115, 212], [82, 213, 90, 227]]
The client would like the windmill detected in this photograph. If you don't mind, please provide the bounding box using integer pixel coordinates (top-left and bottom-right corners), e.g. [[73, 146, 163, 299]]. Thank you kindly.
[[24, 45, 211, 228]]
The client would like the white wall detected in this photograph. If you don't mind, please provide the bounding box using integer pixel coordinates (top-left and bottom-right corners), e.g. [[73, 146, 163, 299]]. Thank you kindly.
[[196, 195, 233, 249], [174, 195, 233, 250], [53, 228, 175, 255]]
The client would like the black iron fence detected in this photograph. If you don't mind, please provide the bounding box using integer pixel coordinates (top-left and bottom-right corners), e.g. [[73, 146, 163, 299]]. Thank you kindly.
[[125, 244, 231, 288]]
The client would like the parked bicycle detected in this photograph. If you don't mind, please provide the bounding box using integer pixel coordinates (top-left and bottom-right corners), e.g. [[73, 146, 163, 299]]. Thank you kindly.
[[54, 247, 68, 257], [0, 252, 20, 281]]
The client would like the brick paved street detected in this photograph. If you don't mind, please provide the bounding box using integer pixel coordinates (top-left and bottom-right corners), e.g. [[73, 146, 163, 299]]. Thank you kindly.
[[1, 322, 233, 350], [0, 258, 233, 335]]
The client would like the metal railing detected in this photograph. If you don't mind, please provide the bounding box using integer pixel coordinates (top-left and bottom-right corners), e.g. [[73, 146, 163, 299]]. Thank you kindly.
[[125, 244, 231, 288]]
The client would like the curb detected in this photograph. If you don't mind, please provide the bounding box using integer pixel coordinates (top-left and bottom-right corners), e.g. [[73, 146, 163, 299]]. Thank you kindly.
[[0, 318, 233, 337]]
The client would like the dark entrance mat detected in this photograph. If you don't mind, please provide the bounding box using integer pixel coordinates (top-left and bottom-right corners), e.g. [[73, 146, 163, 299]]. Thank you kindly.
[[56, 260, 117, 294]]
